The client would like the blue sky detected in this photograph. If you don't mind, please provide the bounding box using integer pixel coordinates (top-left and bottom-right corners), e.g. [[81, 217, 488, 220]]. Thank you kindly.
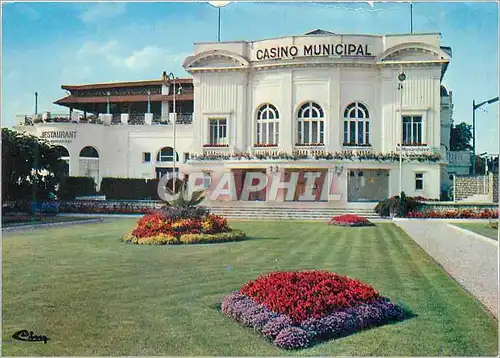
[[2, 1, 498, 153]]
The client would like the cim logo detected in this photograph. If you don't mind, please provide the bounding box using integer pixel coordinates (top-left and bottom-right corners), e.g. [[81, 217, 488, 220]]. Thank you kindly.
[[157, 171, 342, 202]]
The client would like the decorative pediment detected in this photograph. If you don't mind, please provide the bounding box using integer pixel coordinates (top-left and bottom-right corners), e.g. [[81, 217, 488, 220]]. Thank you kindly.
[[377, 42, 451, 63], [183, 50, 250, 72]]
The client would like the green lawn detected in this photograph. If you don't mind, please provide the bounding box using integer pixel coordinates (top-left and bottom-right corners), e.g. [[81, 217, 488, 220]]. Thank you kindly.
[[2, 219, 498, 356], [454, 223, 498, 241], [2, 216, 96, 228]]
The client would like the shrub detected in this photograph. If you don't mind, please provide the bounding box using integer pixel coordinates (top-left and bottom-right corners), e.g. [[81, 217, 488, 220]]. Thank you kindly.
[[274, 327, 310, 350], [146, 179, 160, 200], [374, 192, 422, 217], [159, 206, 209, 221], [407, 208, 499, 219], [99, 178, 148, 200], [328, 214, 374, 227], [57, 176, 97, 200]]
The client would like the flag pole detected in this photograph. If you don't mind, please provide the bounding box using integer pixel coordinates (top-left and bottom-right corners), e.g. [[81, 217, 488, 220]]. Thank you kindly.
[[410, 2, 413, 33]]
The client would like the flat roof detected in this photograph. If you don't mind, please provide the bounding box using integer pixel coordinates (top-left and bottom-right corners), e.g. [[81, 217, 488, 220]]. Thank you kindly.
[[194, 31, 442, 45], [62, 78, 193, 91]]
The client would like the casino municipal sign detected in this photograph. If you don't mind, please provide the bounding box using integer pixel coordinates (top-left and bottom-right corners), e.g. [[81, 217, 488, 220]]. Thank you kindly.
[[255, 43, 372, 60]]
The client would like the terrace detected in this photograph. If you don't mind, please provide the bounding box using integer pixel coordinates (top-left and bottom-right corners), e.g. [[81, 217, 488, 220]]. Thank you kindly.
[[16, 112, 194, 126]]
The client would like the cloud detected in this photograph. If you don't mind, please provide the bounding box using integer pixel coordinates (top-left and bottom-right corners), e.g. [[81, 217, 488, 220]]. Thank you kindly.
[[77, 40, 119, 60], [78, 3, 126, 24]]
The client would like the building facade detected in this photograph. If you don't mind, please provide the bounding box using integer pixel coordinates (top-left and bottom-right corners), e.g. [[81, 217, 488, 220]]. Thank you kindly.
[[13, 30, 455, 207]]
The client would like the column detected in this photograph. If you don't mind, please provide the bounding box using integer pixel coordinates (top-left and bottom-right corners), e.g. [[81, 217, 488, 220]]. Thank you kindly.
[[281, 71, 293, 152]]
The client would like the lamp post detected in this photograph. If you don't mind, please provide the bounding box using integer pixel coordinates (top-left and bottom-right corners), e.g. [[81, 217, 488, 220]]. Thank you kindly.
[[166, 73, 184, 194], [34, 92, 38, 115], [208, 1, 231, 42], [472, 96, 498, 175], [106, 91, 111, 114], [147, 89, 151, 113], [398, 69, 407, 195]]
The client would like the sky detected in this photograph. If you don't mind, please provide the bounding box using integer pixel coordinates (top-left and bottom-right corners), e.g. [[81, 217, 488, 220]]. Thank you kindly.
[[2, 1, 499, 154]]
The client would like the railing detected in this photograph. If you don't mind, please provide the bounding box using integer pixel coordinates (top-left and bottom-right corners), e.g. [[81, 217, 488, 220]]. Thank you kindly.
[[128, 114, 145, 125], [111, 114, 122, 125], [177, 113, 193, 124], [16, 112, 194, 126], [447, 151, 471, 164]]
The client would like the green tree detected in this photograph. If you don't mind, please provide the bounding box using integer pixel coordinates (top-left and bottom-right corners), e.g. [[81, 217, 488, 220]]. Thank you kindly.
[[2, 128, 68, 202], [450, 122, 473, 151]]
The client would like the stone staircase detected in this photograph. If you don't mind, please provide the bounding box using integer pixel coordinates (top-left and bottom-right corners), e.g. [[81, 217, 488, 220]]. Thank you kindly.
[[205, 206, 380, 221]]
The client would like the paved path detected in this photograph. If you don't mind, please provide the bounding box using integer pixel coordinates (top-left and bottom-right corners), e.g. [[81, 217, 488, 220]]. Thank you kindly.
[[394, 219, 498, 319]]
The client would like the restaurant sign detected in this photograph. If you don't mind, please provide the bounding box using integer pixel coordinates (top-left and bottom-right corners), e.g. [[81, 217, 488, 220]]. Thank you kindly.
[[41, 130, 77, 144]]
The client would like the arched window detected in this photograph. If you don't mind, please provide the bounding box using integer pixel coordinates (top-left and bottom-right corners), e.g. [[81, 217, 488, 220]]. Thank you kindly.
[[79, 146, 99, 186], [156, 146, 179, 162], [297, 102, 325, 145], [343, 102, 370, 146], [256, 104, 279, 146], [54, 145, 70, 175], [79, 146, 99, 158]]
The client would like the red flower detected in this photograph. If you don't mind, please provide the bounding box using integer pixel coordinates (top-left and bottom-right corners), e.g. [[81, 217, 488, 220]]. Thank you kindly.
[[240, 271, 379, 324]]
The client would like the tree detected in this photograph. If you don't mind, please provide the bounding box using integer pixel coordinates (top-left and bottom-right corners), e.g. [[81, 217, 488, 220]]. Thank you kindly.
[[450, 122, 473, 151], [2, 128, 68, 203]]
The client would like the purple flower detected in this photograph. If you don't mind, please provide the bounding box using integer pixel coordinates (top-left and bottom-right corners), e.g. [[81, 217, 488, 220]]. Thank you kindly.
[[262, 315, 294, 340], [274, 327, 311, 350]]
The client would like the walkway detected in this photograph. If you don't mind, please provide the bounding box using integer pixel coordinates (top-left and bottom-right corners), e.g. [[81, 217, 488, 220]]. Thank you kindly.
[[394, 219, 498, 318]]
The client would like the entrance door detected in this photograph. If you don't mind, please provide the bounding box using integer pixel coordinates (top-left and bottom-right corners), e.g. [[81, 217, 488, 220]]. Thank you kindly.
[[347, 169, 389, 202]]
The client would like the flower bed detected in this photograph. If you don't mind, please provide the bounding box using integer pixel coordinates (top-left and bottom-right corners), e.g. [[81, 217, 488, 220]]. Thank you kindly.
[[122, 212, 246, 245], [189, 150, 441, 162], [221, 271, 406, 350], [328, 214, 374, 227], [406, 208, 499, 219]]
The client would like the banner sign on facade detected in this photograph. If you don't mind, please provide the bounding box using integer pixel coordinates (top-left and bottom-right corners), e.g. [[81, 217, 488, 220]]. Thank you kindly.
[[255, 43, 372, 61]]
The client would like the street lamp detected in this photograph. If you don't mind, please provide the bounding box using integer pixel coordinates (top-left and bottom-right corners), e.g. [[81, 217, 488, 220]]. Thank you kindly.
[[479, 152, 488, 175], [147, 89, 151, 114], [472, 96, 498, 175], [208, 1, 231, 42], [165, 72, 185, 194], [398, 68, 407, 195], [34, 92, 38, 115]]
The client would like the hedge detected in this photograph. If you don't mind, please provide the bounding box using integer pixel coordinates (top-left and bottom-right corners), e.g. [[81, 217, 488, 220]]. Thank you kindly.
[[98, 178, 161, 200], [99, 178, 146, 200], [57, 177, 97, 200]]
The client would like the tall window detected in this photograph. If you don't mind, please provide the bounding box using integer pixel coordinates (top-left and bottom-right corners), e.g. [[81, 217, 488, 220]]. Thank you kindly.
[[209, 118, 227, 146], [343, 102, 370, 146], [415, 173, 424, 190], [256, 104, 279, 145], [402, 116, 423, 145], [297, 102, 325, 145]]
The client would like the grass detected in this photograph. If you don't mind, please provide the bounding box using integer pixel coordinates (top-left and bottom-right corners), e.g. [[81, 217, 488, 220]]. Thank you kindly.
[[454, 223, 498, 241], [1, 216, 96, 228], [2, 219, 498, 356]]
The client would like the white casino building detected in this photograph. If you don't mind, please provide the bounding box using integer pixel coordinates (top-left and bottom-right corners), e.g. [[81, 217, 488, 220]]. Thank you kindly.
[[14, 29, 456, 207]]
